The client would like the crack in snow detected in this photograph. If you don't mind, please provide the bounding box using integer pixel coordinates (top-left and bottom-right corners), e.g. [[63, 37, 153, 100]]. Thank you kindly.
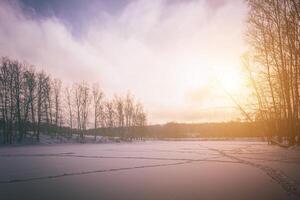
[[238, 156, 300, 164], [202, 145, 300, 199], [0, 161, 193, 184], [0, 156, 242, 184]]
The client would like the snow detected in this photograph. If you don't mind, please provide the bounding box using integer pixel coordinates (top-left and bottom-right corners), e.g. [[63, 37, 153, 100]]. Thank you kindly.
[[0, 141, 299, 200]]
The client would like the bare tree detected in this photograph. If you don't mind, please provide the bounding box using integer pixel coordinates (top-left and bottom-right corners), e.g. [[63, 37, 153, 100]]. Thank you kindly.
[[104, 101, 115, 129], [74, 83, 82, 131], [40, 75, 53, 136], [74, 82, 91, 140], [23, 67, 37, 137], [114, 95, 125, 136], [92, 83, 104, 140], [36, 72, 48, 141], [11, 61, 23, 142], [53, 79, 62, 137], [124, 92, 134, 136], [0, 58, 12, 143], [65, 86, 74, 129]]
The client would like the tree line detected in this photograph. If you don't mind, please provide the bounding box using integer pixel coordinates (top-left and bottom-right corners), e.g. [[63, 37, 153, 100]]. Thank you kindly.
[[0, 57, 147, 144], [145, 122, 262, 138], [242, 0, 300, 145]]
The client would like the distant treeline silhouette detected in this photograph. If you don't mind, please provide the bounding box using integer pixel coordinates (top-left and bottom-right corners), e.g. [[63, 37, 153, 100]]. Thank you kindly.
[[236, 0, 300, 146], [83, 121, 262, 139], [0, 57, 147, 144], [145, 122, 262, 138]]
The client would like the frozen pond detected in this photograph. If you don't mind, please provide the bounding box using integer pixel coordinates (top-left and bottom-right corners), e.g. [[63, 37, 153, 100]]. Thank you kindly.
[[0, 141, 299, 200]]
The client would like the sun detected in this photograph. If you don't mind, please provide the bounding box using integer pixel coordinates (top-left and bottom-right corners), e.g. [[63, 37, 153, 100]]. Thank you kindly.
[[217, 67, 243, 93]]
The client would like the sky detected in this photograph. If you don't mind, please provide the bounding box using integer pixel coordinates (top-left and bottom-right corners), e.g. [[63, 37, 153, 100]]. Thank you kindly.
[[0, 0, 248, 124]]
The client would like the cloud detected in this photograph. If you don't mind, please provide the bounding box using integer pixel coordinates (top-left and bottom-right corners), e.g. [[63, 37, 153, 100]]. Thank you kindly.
[[0, 0, 247, 123]]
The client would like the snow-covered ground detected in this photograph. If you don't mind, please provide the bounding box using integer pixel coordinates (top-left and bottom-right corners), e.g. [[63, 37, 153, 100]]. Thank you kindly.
[[0, 141, 299, 200]]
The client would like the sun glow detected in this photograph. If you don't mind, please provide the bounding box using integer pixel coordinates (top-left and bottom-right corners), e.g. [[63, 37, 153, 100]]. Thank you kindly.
[[215, 66, 243, 93]]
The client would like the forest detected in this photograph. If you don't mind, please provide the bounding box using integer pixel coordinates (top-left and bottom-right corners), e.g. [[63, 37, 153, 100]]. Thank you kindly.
[[239, 0, 300, 146], [0, 57, 147, 144]]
